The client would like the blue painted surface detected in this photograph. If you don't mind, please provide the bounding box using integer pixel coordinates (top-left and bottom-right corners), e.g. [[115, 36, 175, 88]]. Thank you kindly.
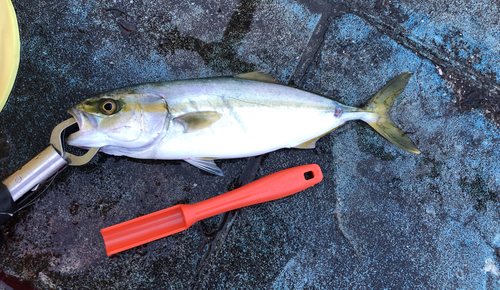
[[236, 0, 321, 83], [300, 13, 500, 289], [0, 0, 499, 288], [398, 1, 500, 82]]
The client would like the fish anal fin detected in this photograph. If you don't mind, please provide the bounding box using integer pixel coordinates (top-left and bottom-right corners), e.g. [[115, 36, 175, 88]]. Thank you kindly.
[[234, 71, 280, 84], [184, 158, 224, 176], [293, 137, 320, 149], [174, 111, 222, 133], [293, 128, 339, 149]]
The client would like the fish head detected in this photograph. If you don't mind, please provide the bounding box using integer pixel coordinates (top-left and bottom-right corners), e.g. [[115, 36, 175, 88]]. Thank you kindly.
[[67, 91, 168, 149]]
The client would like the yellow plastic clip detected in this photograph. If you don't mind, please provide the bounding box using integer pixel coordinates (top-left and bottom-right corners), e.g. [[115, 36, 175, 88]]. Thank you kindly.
[[0, 0, 21, 112]]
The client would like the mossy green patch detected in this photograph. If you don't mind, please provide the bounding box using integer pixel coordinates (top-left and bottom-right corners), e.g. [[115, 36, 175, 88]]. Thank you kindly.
[[159, 0, 258, 73]]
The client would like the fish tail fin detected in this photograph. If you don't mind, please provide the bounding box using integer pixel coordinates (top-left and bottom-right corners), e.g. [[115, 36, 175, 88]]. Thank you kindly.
[[361, 72, 420, 154]]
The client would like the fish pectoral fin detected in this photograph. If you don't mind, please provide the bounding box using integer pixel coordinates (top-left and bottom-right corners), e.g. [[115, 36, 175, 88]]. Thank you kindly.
[[293, 137, 321, 149], [184, 158, 224, 176], [173, 111, 222, 133], [234, 71, 281, 84]]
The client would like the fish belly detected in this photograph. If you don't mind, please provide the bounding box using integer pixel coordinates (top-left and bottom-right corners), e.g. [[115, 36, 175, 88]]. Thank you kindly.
[[145, 78, 344, 160]]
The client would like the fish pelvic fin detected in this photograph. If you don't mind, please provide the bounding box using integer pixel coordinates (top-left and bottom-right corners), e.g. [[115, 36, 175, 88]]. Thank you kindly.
[[184, 158, 224, 176], [293, 136, 320, 149], [361, 72, 420, 154]]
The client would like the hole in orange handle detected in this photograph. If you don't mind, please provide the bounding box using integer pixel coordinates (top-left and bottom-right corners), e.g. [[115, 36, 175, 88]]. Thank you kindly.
[[304, 171, 314, 180]]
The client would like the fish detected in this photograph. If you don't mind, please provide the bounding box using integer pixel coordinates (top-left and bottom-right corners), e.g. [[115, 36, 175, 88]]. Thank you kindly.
[[67, 72, 420, 176]]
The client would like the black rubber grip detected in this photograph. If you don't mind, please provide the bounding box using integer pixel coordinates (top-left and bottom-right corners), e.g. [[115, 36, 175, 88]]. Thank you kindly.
[[0, 183, 17, 246], [0, 182, 17, 225]]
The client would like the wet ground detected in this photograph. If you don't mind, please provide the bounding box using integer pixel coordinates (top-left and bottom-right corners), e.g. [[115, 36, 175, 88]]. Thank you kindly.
[[1, 0, 500, 289]]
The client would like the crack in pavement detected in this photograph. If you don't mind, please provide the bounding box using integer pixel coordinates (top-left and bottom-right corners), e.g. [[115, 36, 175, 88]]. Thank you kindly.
[[189, 156, 262, 289], [190, 211, 240, 290], [334, 196, 362, 257], [359, 12, 500, 94], [291, 2, 348, 87]]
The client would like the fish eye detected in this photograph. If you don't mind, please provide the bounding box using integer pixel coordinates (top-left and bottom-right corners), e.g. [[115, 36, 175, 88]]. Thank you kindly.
[[100, 99, 118, 115]]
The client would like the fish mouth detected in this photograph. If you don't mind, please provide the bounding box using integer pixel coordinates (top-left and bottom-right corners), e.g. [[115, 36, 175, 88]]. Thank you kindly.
[[66, 108, 98, 147]]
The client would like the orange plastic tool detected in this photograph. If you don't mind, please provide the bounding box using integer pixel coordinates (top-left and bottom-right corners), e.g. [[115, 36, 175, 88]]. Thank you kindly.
[[100, 164, 323, 255]]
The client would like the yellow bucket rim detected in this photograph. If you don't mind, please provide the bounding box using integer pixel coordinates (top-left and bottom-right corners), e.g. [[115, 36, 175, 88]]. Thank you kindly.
[[0, 0, 20, 112]]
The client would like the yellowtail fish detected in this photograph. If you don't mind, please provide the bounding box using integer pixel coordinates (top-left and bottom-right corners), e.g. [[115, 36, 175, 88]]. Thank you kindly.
[[67, 72, 420, 176]]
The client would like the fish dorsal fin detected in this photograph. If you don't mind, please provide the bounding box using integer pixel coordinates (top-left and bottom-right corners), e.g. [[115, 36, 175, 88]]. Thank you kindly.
[[293, 137, 320, 149], [173, 111, 222, 133], [184, 158, 224, 176], [234, 71, 280, 84]]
